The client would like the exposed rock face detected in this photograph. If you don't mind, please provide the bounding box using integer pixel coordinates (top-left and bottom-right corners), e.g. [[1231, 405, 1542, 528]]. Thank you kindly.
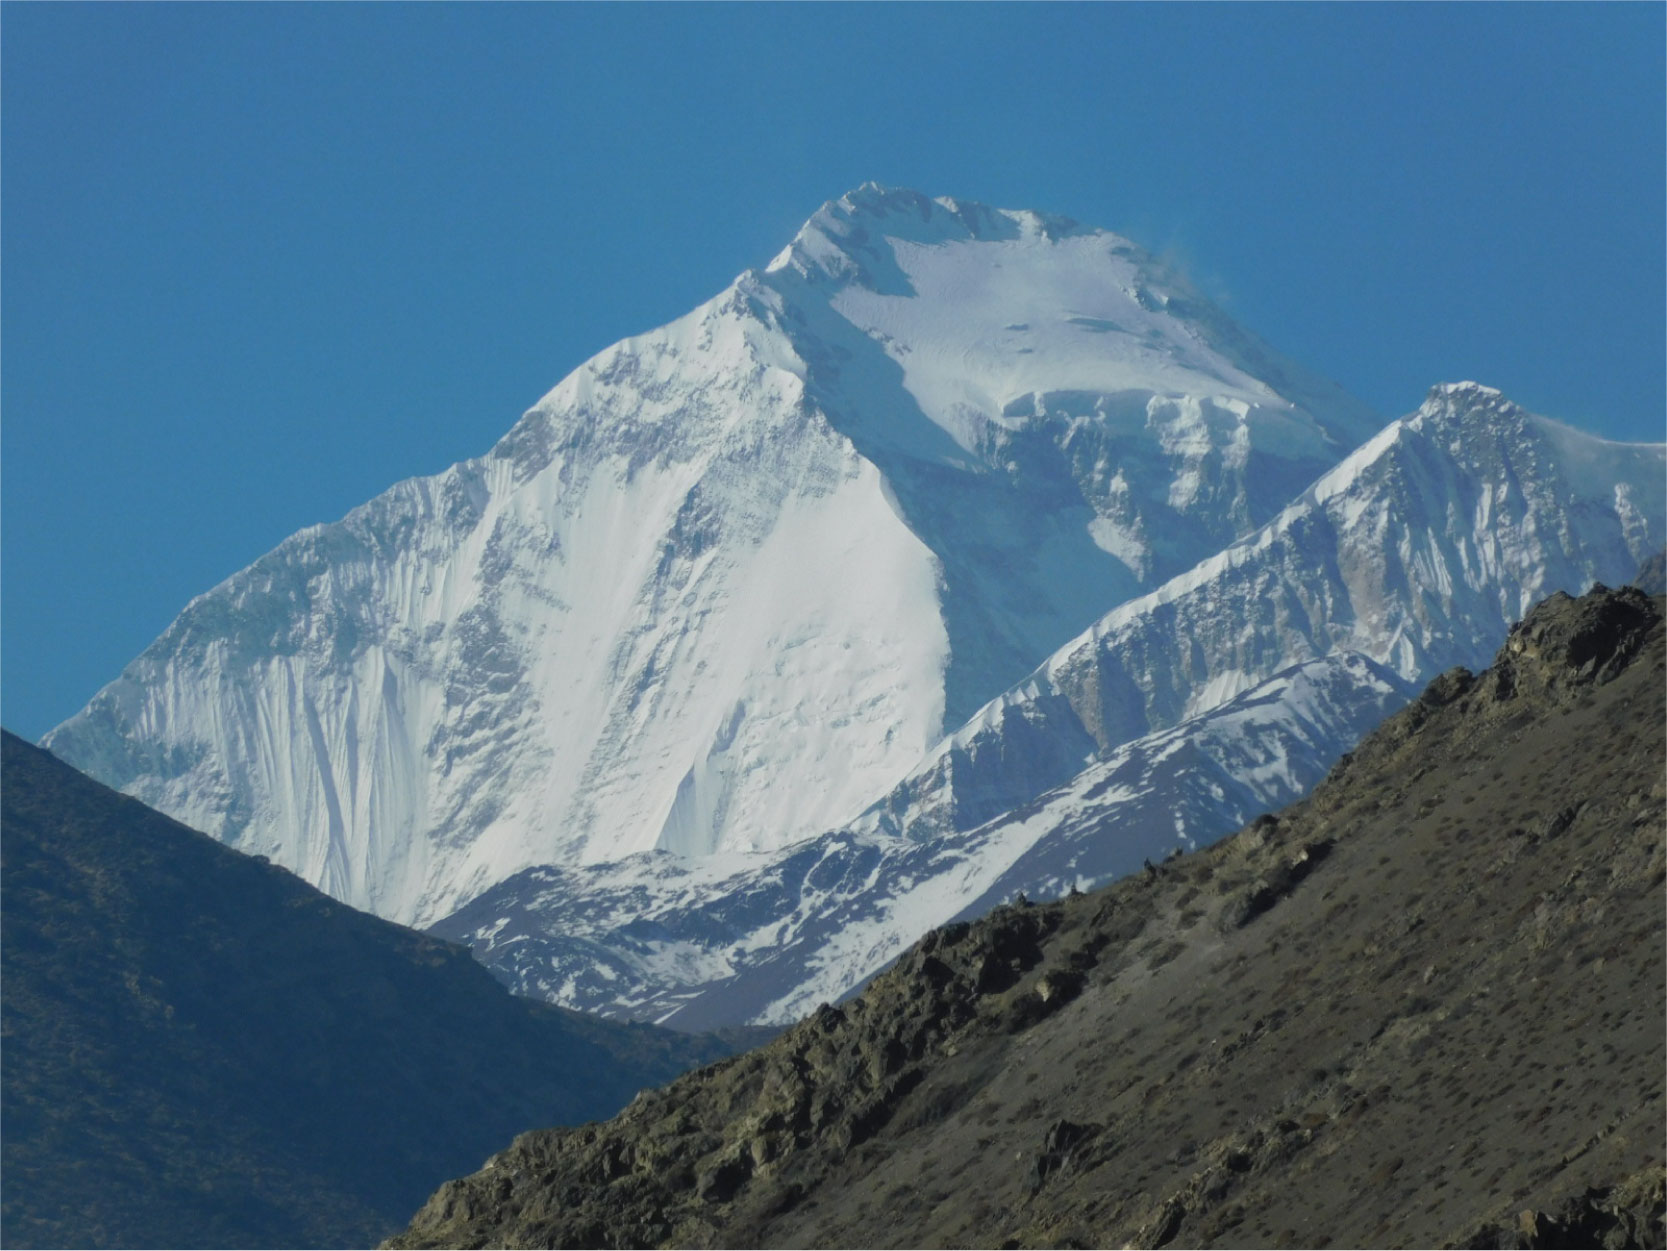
[[386, 586, 1666, 1250], [0, 734, 738, 1251], [1459, 1171, 1666, 1250], [1490, 584, 1661, 695]]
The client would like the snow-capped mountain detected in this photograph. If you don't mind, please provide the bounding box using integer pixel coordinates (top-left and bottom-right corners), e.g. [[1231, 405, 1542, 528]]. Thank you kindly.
[[43, 185, 1379, 928], [430, 382, 1664, 1026]]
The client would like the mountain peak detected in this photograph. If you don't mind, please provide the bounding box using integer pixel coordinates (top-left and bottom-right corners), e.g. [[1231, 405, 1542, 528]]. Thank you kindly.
[[766, 184, 1100, 281], [45, 188, 1389, 929], [1406, 380, 1532, 442], [837, 182, 1086, 235], [1432, 379, 1505, 399], [832, 180, 935, 216], [1424, 379, 1512, 412]]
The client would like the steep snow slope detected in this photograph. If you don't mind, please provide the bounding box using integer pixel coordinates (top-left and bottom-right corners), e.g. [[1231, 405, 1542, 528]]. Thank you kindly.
[[431, 653, 1414, 1028], [434, 382, 1663, 1026], [44, 185, 1376, 926], [763, 189, 1376, 722]]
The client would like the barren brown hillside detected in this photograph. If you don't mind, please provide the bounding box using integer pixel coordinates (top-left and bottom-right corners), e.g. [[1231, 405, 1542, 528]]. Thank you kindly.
[[390, 585, 1666, 1251]]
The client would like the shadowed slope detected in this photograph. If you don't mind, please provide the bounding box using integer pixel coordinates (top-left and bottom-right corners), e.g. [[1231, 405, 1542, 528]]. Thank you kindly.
[[0, 734, 735, 1250]]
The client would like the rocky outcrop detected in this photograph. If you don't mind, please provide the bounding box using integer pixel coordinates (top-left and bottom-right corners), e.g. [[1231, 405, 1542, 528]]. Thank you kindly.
[[1460, 1168, 1666, 1249], [1486, 583, 1659, 696], [387, 585, 1666, 1250]]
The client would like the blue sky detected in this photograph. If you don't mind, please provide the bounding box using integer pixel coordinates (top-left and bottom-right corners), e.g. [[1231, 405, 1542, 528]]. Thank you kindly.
[[4, 3, 1663, 740]]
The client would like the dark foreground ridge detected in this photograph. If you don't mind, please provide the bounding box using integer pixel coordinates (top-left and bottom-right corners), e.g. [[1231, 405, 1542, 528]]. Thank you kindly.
[[0, 735, 737, 1250], [388, 585, 1666, 1250]]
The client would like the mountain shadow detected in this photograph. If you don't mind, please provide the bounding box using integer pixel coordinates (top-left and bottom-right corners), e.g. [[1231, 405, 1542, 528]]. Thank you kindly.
[[0, 733, 738, 1250], [388, 584, 1666, 1250]]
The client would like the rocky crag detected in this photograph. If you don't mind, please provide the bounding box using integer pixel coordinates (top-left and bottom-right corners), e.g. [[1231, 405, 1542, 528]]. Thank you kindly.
[[388, 584, 1666, 1250], [0, 734, 741, 1250]]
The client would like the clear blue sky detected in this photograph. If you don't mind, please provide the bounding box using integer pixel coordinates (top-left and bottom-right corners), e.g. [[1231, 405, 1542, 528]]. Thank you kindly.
[[4, 3, 1663, 740]]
